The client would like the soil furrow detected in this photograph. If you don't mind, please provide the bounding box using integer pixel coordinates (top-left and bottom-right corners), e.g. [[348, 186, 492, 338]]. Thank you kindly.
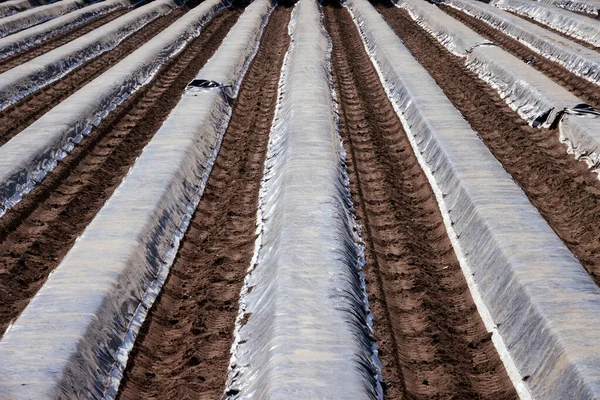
[[375, 3, 600, 295], [0, 7, 129, 73], [115, 7, 291, 399], [0, 8, 240, 336], [0, 7, 185, 147], [439, 5, 600, 109], [504, 9, 600, 51], [324, 4, 517, 399]]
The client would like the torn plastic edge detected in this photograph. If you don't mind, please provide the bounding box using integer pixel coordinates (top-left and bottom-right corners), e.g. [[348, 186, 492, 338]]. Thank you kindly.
[[187, 78, 234, 105], [0, 0, 225, 219], [343, 2, 531, 398], [103, 4, 270, 399]]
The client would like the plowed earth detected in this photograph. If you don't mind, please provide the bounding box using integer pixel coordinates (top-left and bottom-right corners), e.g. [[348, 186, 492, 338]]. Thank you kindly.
[[0, 8, 240, 335], [0, 8, 185, 146], [116, 6, 292, 400], [376, 3, 600, 292], [324, 4, 516, 399]]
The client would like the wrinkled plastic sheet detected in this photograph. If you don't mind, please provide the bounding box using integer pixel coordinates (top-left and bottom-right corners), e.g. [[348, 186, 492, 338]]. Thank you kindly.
[[0, 0, 178, 112], [0, 0, 229, 216], [348, 0, 600, 398], [0, 0, 58, 18], [536, 0, 600, 15], [0, 0, 274, 397], [0, 0, 101, 39], [443, 0, 600, 84], [560, 114, 600, 170], [0, 0, 131, 59], [397, 0, 583, 127], [493, 0, 600, 46], [222, 1, 383, 399]]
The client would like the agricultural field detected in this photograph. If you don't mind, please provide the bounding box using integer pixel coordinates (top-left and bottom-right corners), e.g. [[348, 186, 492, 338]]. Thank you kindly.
[[0, 0, 599, 397]]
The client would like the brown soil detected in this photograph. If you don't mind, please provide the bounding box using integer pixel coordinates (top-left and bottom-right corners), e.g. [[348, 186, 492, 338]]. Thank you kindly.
[[0, 9, 240, 336], [376, 5, 600, 292], [440, 5, 600, 109], [0, 8, 186, 147], [324, 4, 517, 399], [0, 7, 129, 73], [115, 6, 291, 400], [504, 9, 600, 51]]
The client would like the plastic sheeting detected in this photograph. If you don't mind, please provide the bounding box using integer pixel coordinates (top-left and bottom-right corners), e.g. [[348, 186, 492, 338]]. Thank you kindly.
[[0, 0, 227, 216], [0, 0, 270, 397], [443, 0, 600, 84], [0, 0, 58, 19], [560, 113, 600, 170], [493, 0, 600, 47], [222, 1, 383, 398], [536, 0, 600, 15], [0, 0, 130, 59], [0, 0, 178, 112], [347, 0, 600, 398], [398, 0, 583, 126], [0, 0, 102, 38]]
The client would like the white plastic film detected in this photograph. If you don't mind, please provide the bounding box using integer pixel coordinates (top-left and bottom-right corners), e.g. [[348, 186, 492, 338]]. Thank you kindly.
[[222, 1, 383, 399], [0, 0, 231, 217], [396, 0, 587, 127], [0, 0, 58, 19], [347, 0, 600, 398], [0, 0, 179, 112], [0, 0, 270, 398], [0, 0, 131, 60], [443, 0, 600, 84], [536, 0, 600, 15], [0, 0, 102, 38], [493, 0, 600, 47]]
